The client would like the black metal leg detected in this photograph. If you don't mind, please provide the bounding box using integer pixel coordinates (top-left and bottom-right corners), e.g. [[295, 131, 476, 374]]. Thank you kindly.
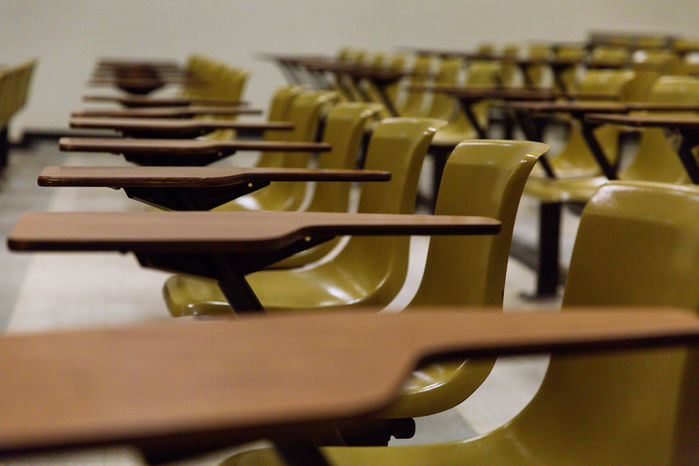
[[274, 442, 331, 466], [503, 108, 514, 139], [462, 103, 488, 139], [581, 122, 617, 179], [430, 146, 450, 211], [513, 110, 556, 178], [0, 126, 8, 169], [214, 256, 264, 313], [376, 85, 399, 117], [536, 202, 562, 298], [677, 131, 699, 184]]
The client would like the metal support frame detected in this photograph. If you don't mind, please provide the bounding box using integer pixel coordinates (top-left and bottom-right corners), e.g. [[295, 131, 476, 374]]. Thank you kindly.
[[135, 235, 334, 313], [122, 151, 224, 166], [677, 130, 699, 184], [274, 442, 331, 466], [0, 126, 8, 169], [123, 182, 270, 211], [460, 100, 488, 139], [535, 202, 562, 298], [513, 109, 556, 178], [580, 121, 618, 180], [374, 82, 400, 117]]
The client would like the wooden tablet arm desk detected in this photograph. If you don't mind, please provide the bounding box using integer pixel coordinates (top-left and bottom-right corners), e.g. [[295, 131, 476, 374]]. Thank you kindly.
[[38, 166, 391, 211], [1, 310, 696, 464]]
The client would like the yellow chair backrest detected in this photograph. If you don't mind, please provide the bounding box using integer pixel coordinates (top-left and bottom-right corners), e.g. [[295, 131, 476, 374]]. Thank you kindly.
[[546, 69, 635, 175], [556, 45, 586, 92], [307, 103, 381, 212], [399, 56, 432, 117], [526, 44, 552, 88], [619, 75, 699, 183], [500, 44, 519, 87], [330, 118, 443, 306], [255, 85, 304, 167], [589, 45, 630, 67], [411, 140, 549, 307], [527, 181, 698, 463], [0, 70, 9, 128], [381, 140, 549, 418], [426, 57, 462, 120]]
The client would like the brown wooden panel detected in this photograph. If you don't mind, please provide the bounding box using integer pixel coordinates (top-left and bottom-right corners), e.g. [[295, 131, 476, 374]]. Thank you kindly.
[[8, 211, 501, 253], [1, 309, 696, 454]]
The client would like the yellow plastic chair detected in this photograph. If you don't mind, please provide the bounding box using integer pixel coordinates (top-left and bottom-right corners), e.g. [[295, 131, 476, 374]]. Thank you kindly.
[[527, 69, 636, 180], [226, 181, 699, 465], [364, 54, 406, 119], [215, 91, 338, 212], [424, 58, 462, 120], [525, 43, 552, 88], [588, 45, 630, 68], [555, 45, 586, 93], [527, 75, 697, 203], [429, 60, 501, 148], [166, 139, 547, 437], [500, 44, 519, 87], [267, 102, 382, 268], [398, 56, 432, 117], [164, 118, 444, 316]]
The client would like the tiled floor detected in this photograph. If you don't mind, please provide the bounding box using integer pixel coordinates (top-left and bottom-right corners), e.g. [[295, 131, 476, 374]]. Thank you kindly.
[[1, 139, 584, 464]]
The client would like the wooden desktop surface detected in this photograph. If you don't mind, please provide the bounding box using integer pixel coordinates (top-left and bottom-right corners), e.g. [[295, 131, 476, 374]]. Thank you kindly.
[[69, 117, 293, 132], [8, 211, 501, 254], [38, 166, 391, 188], [1, 309, 696, 455], [59, 138, 332, 155]]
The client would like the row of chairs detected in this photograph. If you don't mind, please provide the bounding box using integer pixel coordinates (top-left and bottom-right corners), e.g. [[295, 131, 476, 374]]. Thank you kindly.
[[270, 45, 698, 296], [0, 59, 36, 169], [3, 52, 698, 464]]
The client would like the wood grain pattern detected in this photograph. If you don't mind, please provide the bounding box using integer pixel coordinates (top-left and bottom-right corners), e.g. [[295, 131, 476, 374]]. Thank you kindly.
[[71, 107, 262, 118], [38, 166, 391, 188], [584, 113, 699, 129], [7, 211, 500, 253], [409, 86, 558, 101], [1, 309, 696, 454], [82, 95, 249, 107], [58, 138, 332, 156], [505, 101, 628, 113], [69, 117, 293, 132], [506, 102, 699, 113]]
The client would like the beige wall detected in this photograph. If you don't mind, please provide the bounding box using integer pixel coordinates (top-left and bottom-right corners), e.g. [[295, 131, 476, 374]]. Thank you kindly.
[[1, 0, 697, 132]]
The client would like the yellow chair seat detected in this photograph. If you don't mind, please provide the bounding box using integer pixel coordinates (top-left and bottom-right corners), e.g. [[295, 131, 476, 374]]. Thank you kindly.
[[524, 176, 608, 203], [430, 124, 477, 147], [164, 255, 398, 315], [266, 237, 340, 269]]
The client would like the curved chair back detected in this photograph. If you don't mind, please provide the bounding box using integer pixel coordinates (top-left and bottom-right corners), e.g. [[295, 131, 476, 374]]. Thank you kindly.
[[555, 45, 586, 92], [399, 56, 432, 117], [227, 183, 698, 464], [255, 85, 304, 165], [226, 91, 338, 212], [500, 44, 519, 87], [526, 44, 552, 88], [514, 182, 698, 464], [544, 69, 635, 177], [306, 103, 382, 212], [588, 45, 630, 67], [412, 140, 549, 307], [381, 141, 548, 419], [620, 75, 698, 183], [384, 54, 407, 108], [426, 58, 462, 120], [331, 118, 443, 306]]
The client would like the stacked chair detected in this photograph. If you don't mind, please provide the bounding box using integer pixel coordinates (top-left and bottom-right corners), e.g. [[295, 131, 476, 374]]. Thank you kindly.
[[0, 59, 36, 169], [2, 34, 698, 465]]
